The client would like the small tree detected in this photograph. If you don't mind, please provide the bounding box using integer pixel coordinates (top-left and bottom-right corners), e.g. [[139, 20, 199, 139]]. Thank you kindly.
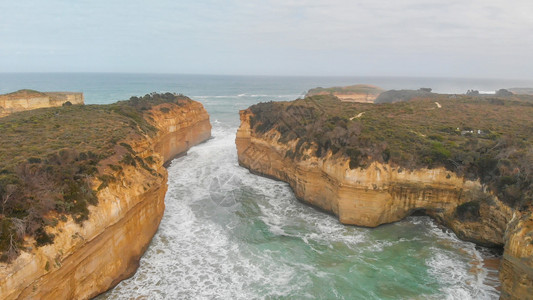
[[1, 184, 17, 215]]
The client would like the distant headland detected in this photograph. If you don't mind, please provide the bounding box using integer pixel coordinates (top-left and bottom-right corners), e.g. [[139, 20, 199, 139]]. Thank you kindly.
[[305, 84, 384, 103], [0, 89, 84, 118]]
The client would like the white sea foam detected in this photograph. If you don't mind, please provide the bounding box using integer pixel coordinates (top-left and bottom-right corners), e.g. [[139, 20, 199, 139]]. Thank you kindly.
[[193, 94, 299, 100], [99, 123, 501, 299], [423, 219, 499, 300], [101, 128, 306, 299]]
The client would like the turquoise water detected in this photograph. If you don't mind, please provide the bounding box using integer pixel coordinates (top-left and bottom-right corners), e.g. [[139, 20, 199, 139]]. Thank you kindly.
[[97, 126, 499, 300], [2, 73, 523, 299]]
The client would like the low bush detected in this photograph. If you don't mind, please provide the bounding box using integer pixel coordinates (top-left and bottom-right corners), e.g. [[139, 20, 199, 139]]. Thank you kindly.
[[248, 93, 533, 210], [456, 201, 481, 221], [0, 92, 189, 261]]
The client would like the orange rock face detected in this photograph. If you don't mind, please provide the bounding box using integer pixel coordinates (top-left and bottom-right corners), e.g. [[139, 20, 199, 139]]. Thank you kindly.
[[500, 215, 533, 299], [305, 84, 384, 103], [236, 108, 532, 299], [0, 101, 211, 299], [0, 90, 84, 117]]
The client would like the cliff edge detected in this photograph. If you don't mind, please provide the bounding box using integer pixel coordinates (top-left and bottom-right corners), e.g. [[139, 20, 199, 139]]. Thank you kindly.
[[236, 94, 533, 299], [306, 84, 384, 103], [0, 89, 84, 118], [0, 93, 211, 299]]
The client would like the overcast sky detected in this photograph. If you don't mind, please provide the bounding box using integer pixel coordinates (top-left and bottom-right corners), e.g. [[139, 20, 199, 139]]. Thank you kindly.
[[1, 0, 532, 78]]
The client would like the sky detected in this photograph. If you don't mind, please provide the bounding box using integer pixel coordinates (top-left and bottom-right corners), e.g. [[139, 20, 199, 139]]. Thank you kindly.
[[1, 0, 532, 78]]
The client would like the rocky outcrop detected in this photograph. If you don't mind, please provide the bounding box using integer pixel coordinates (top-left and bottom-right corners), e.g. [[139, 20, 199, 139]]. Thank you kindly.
[[149, 102, 212, 164], [306, 84, 383, 103], [500, 213, 533, 299], [0, 90, 84, 118], [236, 109, 532, 299], [334, 93, 378, 103], [0, 101, 211, 299]]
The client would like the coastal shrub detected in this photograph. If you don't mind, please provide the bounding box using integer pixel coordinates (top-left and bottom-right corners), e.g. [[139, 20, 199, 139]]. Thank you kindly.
[[456, 201, 481, 221], [35, 227, 55, 247], [108, 164, 123, 172], [28, 157, 42, 164], [0, 92, 188, 261], [248, 93, 533, 210], [428, 134, 444, 142], [430, 142, 451, 164], [346, 148, 362, 169], [0, 218, 21, 262], [374, 89, 434, 103], [119, 142, 135, 153], [120, 153, 137, 167], [381, 148, 390, 163], [135, 156, 157, 175], [97, 175, 117, 191], [145, 156, 156, 165]]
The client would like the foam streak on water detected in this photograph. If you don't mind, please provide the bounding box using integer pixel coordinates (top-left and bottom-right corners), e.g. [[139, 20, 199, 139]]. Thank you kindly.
[[99, 124, 499, 300]]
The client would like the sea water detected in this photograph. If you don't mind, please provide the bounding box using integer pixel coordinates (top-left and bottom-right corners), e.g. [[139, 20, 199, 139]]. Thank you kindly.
[[3, 73, 528, 299]]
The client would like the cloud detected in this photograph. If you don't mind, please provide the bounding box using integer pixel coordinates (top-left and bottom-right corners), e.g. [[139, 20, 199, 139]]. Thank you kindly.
[[0, 0, 532, 77]]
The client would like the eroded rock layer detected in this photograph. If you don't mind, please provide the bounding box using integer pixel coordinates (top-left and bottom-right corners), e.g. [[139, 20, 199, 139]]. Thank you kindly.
[[0, 90, 84, 118], [236, 109, 532, 299], [305, 84, 384, 103], [0, 101, 211, 299]]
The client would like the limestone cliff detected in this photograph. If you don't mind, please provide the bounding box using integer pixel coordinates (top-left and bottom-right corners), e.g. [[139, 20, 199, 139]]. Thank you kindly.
[[236, 109, 532, 299], [0, 90, 84, 118], [500, 213, 533, 299], [306, 84, 383, 103], [0, 101, 211, 299]]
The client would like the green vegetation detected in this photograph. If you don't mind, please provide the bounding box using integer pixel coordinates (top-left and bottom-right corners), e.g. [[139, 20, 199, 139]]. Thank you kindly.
[[374, 89, 434, 103], [0, 92, 191, 262], [249, 93, 533, 212], [456, 201, 481, 221], [0, 89, 47, 101]]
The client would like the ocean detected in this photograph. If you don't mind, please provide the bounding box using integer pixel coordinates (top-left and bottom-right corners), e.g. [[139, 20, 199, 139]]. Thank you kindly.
[[3, 73, 531, 299]]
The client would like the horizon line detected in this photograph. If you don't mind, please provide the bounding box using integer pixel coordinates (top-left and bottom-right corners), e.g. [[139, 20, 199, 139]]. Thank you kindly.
[[1, 71, 533, 82]]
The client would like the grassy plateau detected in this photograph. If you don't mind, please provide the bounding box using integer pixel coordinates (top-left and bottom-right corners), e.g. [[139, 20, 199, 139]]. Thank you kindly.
[[249, 93, 533, 214], [0, 93, 191, 261]]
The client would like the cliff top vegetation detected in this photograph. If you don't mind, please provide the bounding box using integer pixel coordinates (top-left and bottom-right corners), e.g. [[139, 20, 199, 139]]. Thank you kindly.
[[0, 92, 191, 262], [306, 84, 384, 97], [248, 93, 533, 211], [374, 89, 435, 103], [0, 89, 48, 100]]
